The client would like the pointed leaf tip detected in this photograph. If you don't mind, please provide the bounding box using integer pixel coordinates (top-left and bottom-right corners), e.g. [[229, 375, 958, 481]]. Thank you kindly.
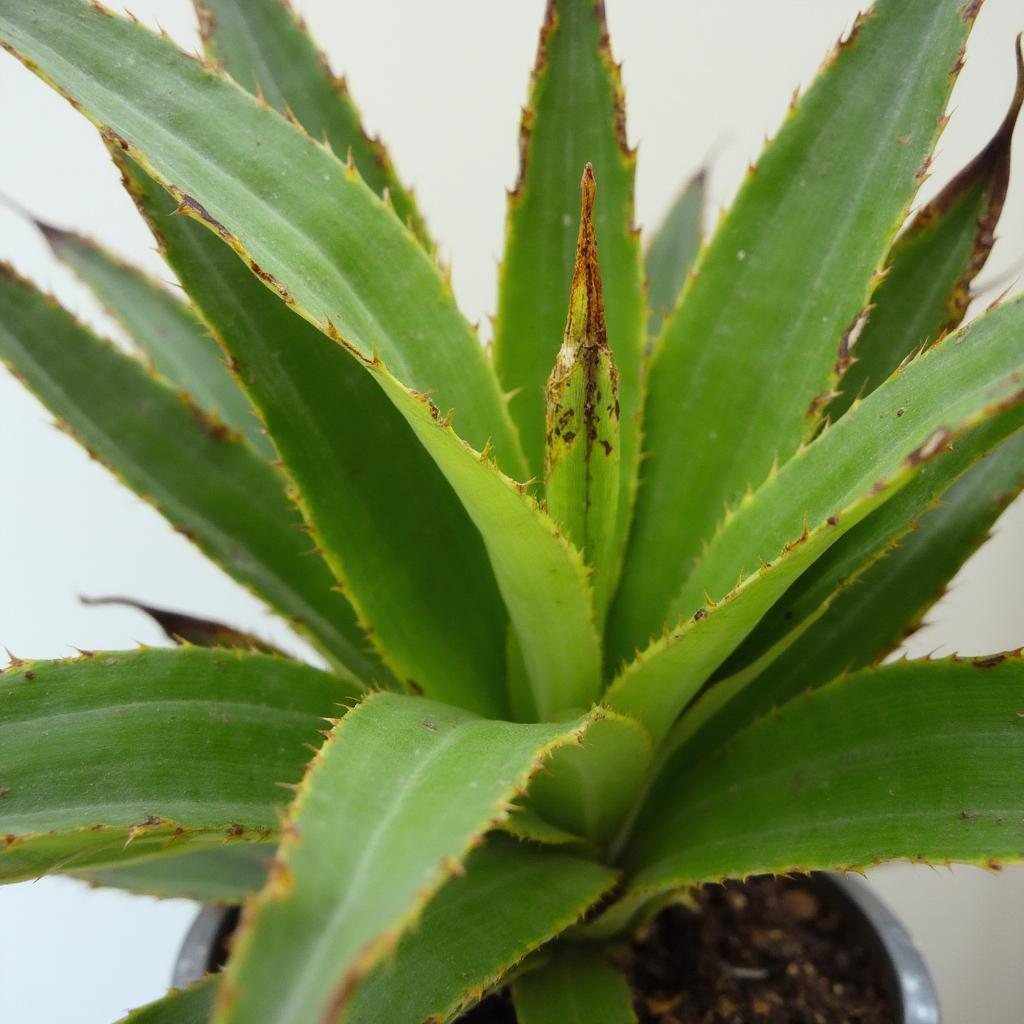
[[544, 162, 621, 620], [80, 595, 282, 655], [562, 162, 607, 358], [581, 160, 596, 201]]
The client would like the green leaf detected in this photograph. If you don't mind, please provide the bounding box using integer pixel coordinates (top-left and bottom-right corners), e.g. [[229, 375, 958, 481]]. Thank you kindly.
[[500, 805, 591, 850], [37, 220, 274, 460], [76, 843, 271, 903], [0, 0, 525, 477], [831, 40, 1024, 417], [666, 293, 1024, 620], [81, 595, 284, 655], [153, 841, 618, 1024], [0, 647, 350, 882], [544, 165, 622, 619], [213, 693, 594, 1024], [626, 655, 1024, 892], [366, 365, 601, 722], [610, 0, 977, 664], [115, 152, 510, 718], [512, 951, 637, 1024], [195, 0, 432, 250], [527, 708, 652, 847], [494, 0, 644, 542], [773, 431, 1024, 681], [606, 296, 1024, 741], [683, 51, 1024, 749], [680, 420, 1024, 770], [606, 487, 891, 745], [117, 977, 218, 1024], [644, 170, 704, 340], [347, 838, 619, 1024], [0, 265, 376, 683]]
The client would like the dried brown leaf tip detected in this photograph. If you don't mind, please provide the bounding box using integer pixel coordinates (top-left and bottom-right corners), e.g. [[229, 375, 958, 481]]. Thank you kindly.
[[568, 164, 608, 358], [545, 163, 619, 463], [80, 595, 281, 654]]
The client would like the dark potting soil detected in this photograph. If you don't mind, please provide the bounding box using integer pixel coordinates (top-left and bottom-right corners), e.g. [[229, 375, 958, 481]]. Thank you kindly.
[[624, 876, 896, 1023], [456, 876, 896, 1023]]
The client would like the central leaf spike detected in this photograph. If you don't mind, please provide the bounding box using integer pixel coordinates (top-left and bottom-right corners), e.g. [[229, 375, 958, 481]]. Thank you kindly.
[[545, 163, 621, 622]]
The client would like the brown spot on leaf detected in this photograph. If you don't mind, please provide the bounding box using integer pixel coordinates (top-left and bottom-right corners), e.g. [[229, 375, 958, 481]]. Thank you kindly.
[[973, 654, 1006, 669], [907, 428, 952, 466]]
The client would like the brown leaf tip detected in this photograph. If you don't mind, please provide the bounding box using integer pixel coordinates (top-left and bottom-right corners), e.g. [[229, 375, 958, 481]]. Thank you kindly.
[[580, 161, 597, 217], [571, 163, 607, 353], [916, 36, 1023, 232]]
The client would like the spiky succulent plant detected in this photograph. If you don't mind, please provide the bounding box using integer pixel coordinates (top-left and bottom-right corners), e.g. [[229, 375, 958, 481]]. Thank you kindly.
[[2, 0, 1024, 1020]]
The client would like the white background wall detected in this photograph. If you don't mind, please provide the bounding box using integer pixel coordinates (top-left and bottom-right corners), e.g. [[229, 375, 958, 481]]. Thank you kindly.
[[1, 2, 1022, 1021]]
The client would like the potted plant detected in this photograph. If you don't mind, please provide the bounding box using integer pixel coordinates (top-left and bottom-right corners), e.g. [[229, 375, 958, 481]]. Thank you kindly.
[[1, 0, 1022, 1020]]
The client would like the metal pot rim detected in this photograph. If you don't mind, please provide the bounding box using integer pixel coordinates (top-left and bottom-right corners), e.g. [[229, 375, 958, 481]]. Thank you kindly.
[[817, 872, 940, 1024]]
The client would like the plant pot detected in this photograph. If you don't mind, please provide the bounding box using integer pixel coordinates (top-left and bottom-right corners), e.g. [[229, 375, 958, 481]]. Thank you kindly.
[[172, 873, 939, 1022]]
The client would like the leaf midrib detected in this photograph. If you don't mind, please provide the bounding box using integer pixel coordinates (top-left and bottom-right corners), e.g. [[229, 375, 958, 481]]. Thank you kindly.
[[276, 722, 469, 1022]]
